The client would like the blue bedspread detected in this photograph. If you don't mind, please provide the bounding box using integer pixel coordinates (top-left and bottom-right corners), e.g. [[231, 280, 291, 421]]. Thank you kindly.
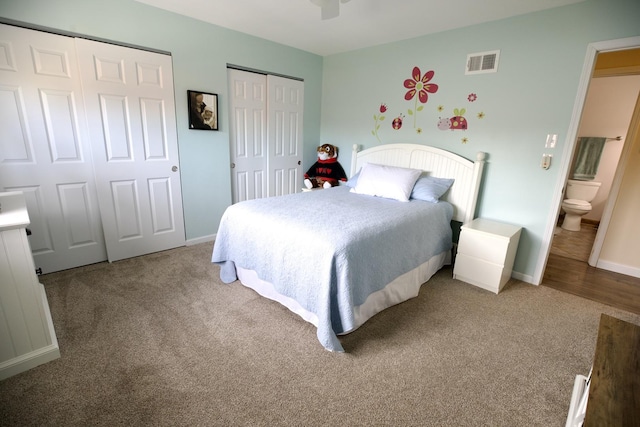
[[211, 186, 453, 352]]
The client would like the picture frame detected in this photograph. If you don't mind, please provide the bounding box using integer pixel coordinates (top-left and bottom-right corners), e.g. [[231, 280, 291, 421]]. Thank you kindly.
[[188, 90, 218, 131]]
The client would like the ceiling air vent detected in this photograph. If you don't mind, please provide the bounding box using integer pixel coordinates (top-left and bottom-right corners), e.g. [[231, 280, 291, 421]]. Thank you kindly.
[[466, 50, 500, 75]]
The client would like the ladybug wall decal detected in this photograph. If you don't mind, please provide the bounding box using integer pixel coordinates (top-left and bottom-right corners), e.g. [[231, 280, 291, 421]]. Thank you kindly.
[[392, 113, 405, 130], [449, 108, 467, 130]]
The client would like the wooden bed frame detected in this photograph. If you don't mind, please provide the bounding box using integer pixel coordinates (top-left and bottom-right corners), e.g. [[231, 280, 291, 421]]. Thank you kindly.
[[350, 143, 486, 224]]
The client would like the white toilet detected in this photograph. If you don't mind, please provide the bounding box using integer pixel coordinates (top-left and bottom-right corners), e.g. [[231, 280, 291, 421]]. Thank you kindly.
[[560, 179, 601, 231]]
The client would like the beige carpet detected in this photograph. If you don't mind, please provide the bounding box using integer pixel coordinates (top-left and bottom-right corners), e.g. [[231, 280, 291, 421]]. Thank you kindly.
[[1, 242, 638, 426]]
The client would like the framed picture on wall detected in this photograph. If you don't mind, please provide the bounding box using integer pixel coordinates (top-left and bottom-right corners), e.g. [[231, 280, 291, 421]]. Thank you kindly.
[[188, 90, 218, 130]]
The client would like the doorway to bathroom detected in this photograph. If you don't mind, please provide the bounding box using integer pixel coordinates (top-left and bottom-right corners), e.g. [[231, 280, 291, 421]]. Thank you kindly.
[[544, 43, 640, 292], [552, 64, 640, 265], [542, 45, 640, 312]]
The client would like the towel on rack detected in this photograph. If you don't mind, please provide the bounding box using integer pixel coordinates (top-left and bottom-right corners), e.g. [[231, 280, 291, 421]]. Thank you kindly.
[[572, 137, 606, 180]]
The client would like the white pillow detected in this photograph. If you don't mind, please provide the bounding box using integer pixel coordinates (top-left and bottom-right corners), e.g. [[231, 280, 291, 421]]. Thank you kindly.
[[351, 163, 422, 202]]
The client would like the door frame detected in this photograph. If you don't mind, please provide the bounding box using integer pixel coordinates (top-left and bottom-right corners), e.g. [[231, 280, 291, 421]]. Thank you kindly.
[[534, 36, 640, 285]]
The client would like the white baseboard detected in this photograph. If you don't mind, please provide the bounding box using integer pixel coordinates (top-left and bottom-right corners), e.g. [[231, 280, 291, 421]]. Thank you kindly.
[[511, 270, 535, 285], [0, 284, 60, 381], [595, 260, 640, 278], [0, 342, 60, 381], [186, 234, 216, 246]]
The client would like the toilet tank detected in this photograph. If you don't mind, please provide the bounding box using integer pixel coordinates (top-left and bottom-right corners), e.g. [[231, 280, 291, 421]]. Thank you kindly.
[[565, 179, 601, 201]]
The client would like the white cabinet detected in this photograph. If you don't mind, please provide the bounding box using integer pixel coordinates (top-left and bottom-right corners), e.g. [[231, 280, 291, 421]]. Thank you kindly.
[[0, 192, 60, 380], [453, 218, 522, 294]]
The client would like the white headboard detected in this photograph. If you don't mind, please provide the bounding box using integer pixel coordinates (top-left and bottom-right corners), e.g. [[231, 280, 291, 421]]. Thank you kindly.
[[350, 143, 486, 224]]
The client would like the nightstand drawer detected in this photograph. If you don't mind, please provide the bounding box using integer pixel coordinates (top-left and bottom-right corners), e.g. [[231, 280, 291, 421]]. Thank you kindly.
[[457, 232, 511, 265], [453, 253, 509, 293]]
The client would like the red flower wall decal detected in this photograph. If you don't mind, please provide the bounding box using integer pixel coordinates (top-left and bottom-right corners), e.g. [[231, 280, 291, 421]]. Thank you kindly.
[[372, 103, 387, 142], [404, 67, 438, 128]]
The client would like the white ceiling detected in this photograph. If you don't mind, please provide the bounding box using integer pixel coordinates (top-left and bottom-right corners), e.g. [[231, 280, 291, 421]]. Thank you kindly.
[[136, 0, 586, 56]]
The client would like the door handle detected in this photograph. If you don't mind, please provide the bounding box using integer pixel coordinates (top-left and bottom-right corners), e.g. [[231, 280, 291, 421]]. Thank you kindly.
[[298, 160, 301, 165], [231, 163, 236, 168], [172, 166, 178, 172]]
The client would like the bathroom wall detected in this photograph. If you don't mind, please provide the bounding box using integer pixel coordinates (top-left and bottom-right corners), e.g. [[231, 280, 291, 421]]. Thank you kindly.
[[599, 107, 640, 277], [571, 74, 640, 221]]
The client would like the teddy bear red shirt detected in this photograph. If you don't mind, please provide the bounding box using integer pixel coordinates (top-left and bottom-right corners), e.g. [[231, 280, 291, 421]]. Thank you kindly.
[[304, 157, 347, 186]]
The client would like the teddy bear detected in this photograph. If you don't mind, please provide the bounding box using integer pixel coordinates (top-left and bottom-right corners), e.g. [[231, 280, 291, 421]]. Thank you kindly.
[[304, 143, 348, 189]]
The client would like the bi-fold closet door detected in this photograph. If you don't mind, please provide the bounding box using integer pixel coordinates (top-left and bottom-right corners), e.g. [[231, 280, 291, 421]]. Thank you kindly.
[[0, 24, 185, 274], [228, 68, 304, 203]]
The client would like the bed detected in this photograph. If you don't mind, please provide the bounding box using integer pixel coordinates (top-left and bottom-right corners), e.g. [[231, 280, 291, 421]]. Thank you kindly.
[[212, 143, 485, 352]]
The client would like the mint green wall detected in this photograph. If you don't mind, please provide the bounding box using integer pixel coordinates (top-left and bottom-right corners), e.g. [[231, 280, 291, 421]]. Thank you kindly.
[[3, 0, 640, 281], [0, 0, 324, 242], [321, 0, 640, 280]]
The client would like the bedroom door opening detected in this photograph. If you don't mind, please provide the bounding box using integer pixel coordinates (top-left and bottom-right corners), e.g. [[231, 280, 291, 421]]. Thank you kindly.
[[0, 23, 185, 273], [227, 68, 304, 203], [538, 37, 640, 285]]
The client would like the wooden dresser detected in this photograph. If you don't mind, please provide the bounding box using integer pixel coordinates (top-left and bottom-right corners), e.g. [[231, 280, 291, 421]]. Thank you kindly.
[[583, 314, 640, 426]]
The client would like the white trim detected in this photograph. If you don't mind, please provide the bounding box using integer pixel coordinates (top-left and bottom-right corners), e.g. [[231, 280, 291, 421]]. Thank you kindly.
[[595, 260, 640, 279], [511, 270, 534, 285], [534, 36, 640, 285], [186, 234, 216, 246], [0, 343, 60, 381], [0, 284, 60, 381]]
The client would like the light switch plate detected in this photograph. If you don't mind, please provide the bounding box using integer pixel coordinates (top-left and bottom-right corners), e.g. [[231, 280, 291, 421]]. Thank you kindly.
[[545, 134, 557, 148]]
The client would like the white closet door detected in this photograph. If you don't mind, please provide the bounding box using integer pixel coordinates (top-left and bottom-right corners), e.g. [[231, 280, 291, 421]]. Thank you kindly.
[[228, 69, 303, 202], [267, 75, 304, 197], [228, 69, 268, 203], [75, 39, 185, 262], [0, 24, 107, 273]]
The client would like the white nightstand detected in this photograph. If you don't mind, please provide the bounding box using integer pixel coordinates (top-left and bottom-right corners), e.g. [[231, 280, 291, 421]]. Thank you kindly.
[[453, 218, 522, 294]]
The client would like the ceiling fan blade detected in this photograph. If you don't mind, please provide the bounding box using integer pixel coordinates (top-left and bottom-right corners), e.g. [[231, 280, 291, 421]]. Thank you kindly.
[[310, 0, 340, 20], [321, 0, 339, 20]]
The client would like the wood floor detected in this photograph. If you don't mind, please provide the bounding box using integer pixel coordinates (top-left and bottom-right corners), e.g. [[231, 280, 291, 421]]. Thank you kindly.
[[542, 222, 640, 315]]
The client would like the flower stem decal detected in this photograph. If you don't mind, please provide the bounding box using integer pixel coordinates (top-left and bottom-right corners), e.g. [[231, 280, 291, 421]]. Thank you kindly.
[[372, 103, 387, 142], [404, 67, 439, 128]]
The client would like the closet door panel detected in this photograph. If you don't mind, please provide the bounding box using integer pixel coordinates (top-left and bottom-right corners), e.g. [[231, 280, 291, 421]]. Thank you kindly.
[[267, 75, 303, 197], [228, 69, 303, 201], [228, 69, 268, 203], [0, 24, 106, 273], [76, 38, 185, 262], [40, 89, 83, 161], [141, 98, 169, 160]]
